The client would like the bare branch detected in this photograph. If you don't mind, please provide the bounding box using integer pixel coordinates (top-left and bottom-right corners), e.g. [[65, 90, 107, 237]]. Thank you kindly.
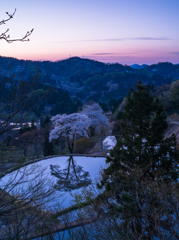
[[0, 9, 34, 43], [0, 9, 16, 26]]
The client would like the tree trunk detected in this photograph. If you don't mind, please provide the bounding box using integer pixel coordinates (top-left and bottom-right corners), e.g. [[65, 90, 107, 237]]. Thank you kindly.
[[68, 140, 74, 154], [90, 126, 95, 137]]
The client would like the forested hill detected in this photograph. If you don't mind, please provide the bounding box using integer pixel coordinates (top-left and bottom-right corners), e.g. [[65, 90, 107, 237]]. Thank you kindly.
[[0, 56, 179, 103]]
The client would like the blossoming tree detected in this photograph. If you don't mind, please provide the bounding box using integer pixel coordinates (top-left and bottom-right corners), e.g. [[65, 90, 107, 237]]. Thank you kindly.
[[81, 103, 110, 136], [49, 113, 90, 153]]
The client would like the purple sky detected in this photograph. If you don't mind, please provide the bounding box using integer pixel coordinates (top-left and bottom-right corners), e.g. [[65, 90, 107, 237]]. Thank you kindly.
[[1, 0, 179, 65]]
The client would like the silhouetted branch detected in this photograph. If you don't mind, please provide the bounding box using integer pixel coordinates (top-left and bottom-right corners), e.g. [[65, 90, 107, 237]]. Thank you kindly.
[[0, 9, 34, 43]]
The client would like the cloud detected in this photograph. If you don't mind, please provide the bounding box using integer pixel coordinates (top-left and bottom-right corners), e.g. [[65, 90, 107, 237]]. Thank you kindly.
[[83, 37, 170, 42], [172, 52, 179, 55], [53, 37, 170, 43], [131, 37, 170, 41], [91, 53, 137, 56], [91, 53, 117, 55]]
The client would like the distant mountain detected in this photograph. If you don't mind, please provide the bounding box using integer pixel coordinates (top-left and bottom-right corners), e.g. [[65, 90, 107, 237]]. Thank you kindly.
[[130, 64, 148, 69], [0, 56, 178, 103], [143, 62, 179, 78]]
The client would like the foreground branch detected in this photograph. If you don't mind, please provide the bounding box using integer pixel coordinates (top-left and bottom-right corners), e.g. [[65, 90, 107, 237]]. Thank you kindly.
[[0, 9, 33, 43], [28, 217, 98, 239]]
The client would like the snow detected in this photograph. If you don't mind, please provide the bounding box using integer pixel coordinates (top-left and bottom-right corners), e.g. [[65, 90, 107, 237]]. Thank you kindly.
[[103, 136, 117, 150]]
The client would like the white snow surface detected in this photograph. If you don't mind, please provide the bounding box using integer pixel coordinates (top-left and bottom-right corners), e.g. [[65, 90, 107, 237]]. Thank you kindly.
[[103, 136, 117, 150]]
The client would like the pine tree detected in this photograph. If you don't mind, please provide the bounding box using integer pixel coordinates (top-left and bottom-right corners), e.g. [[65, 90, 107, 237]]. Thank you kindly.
[[44, 115, 51, 126], [40, 115, 44, 128], [43, 131, 54, 157], [99, 80, 179, 238], [31, 118, 36, 129]]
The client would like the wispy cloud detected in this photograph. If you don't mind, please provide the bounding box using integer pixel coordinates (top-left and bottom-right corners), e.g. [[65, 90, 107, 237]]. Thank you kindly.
[[131, 37, 170, 41], [172, 52, 179, 55], [91, 52, 136, 56], [92, 53, 117, 56], [83, 37, 170, 42], [52, 37, 170, 43]]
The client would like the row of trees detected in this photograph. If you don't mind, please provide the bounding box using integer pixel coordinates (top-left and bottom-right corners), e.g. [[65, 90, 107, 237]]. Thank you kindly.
[[156, 79, 179, 114], [0, 102, 110, 162]]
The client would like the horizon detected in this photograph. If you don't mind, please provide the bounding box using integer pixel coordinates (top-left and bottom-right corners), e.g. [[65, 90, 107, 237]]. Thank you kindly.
[[1, 0, 179, 65], [0, 54, 178, 67]]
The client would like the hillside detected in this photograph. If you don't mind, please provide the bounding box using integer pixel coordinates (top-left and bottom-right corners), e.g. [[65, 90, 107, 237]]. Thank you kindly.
[[0, 56, 178, 104], [165, 121, 179, 143]]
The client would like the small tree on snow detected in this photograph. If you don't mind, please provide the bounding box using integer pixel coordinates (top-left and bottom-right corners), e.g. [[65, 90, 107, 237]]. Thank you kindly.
[[81, 103, 110, 136], [49, 113, 90, 154]]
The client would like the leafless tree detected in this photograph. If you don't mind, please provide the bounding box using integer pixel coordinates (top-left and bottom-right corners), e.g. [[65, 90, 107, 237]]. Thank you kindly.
[[0, 162, 105, 239], [67, 167, 179, 240], [0, 9, 33, 43], [12, 127, 45, 159], [0, 73, 50, 145], [0, 163, 56, 239]]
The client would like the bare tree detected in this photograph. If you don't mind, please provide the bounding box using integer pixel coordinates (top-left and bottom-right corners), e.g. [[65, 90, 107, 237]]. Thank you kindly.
[[59, 174, 179, 240], [0, 162, 105, 239], [0, 9, 35, 139], [0, 163, 56, 239], [0, 75, 48, 144], [12, 127, 45, 159], [0, 9, 33, 43]]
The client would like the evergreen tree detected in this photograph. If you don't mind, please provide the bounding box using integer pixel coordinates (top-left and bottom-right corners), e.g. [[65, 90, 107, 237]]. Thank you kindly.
[[99, 101, 108, 112], [99, 80, 179, 238], [40, 115, 45, 128], [44, 115, 51, 126], [40, 115, 51, 128], [31, 118, 36, 129], [43, 131, 54, 157], [19, 123, 31, 134]]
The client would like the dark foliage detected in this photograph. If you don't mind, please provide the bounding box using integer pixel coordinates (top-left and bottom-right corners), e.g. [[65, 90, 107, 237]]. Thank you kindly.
[[98, 80, 179, 238]]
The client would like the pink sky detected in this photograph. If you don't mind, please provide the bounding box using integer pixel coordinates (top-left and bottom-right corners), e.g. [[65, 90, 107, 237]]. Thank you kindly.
[[1, 0, 179, 65]]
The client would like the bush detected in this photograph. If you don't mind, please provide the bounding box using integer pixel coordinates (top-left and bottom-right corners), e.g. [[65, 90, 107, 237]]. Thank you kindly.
[[168, 112, 179, 121], [0, 146, 19, 163], [73, 137, 97, 154], [53, 145, 60, 155], [18, 155, 26, 163]]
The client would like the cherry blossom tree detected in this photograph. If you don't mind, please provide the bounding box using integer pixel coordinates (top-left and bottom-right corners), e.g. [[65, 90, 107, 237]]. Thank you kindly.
[[81, 103, 110, 136], [49, 113, 90, 153]]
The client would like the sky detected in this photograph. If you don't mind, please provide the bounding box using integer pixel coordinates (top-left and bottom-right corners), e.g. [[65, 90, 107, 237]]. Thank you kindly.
[[0, 0, 179, 65]]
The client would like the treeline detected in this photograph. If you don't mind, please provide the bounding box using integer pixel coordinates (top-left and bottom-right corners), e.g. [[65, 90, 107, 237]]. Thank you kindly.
[[0, 57, 179, 106], [74, 71, 172, 101], [0, 75, 82, 120]]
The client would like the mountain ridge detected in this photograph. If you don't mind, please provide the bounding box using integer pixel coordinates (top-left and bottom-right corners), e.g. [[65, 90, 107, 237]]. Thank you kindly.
[[0, 56, 179, 103]]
